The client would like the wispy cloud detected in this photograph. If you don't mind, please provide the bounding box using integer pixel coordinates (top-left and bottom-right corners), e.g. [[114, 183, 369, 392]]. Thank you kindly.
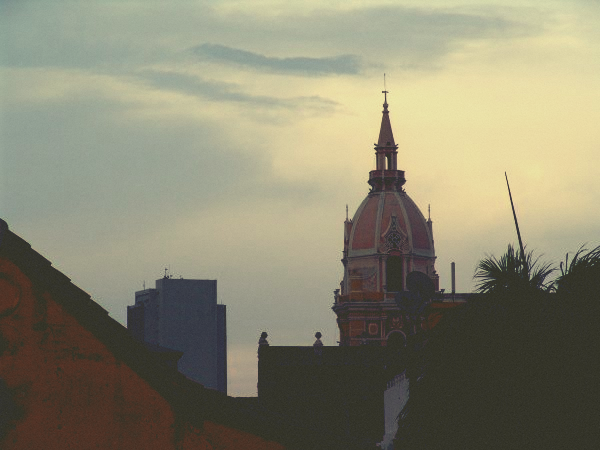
[[137, 69, 339, 111], [283, 6, 537, 71], [1, 86, 321, 227], [191, 43, 362, 76], [0, 3, 541, 75]]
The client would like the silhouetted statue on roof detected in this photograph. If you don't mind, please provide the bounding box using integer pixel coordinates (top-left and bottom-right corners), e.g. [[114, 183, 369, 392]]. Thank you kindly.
[[258, 332, 269, 348]]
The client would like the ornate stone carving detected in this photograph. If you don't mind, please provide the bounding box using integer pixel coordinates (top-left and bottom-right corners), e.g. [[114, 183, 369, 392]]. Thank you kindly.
[[381, 215, 408, 253]]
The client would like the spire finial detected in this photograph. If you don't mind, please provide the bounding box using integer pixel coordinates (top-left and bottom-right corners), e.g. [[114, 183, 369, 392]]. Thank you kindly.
[[428, 204, 431, 220], [382, 73, 388, 109], [346, 204, 349, 221]]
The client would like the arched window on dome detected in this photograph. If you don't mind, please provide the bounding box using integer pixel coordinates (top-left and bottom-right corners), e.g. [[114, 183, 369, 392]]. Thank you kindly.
[[386, 256, 403, 292]]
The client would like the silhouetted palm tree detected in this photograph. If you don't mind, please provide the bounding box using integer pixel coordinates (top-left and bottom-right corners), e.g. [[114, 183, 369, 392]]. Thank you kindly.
[[554, 244, 600, 297], [474, 244, 555, 294], [395, 243, 600, 450]]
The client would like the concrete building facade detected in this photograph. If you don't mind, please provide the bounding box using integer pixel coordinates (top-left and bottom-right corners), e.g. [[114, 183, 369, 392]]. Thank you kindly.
[[128, 277, 227, 393], [382, 371, 410, 450]]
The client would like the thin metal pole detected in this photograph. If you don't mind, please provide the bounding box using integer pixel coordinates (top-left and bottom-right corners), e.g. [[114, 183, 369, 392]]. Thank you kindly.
[[505, 172, 528, 274]]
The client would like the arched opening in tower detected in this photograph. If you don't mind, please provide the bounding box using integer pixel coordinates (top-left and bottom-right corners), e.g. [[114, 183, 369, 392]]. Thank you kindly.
[[386, 256, 403, 292], [386, 331, 406, 349]]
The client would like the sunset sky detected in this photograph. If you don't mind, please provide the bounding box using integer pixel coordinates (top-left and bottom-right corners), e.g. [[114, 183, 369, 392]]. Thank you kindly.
[[2, 0, 599, 396]]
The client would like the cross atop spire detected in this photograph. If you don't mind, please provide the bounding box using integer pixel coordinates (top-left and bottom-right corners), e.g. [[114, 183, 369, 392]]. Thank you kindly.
[[382, 73, 389, 110], [376, 81, 396, 149]]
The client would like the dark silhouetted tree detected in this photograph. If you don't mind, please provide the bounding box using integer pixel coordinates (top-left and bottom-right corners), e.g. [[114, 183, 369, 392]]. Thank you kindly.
[[555, 244, 600, 298], [474, 244, 554, 295], [395, 243, 599, 450]]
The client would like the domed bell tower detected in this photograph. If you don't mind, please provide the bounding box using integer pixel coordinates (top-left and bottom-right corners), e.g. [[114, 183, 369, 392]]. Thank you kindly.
[[333, 91, 439, 346]]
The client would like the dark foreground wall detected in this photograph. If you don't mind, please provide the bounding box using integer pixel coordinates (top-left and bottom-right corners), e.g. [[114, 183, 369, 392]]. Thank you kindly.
[[258, 345, 404, 449]]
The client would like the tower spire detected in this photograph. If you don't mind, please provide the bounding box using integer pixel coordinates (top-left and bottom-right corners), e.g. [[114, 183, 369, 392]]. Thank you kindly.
[[368, 85, 405, 192], [377, 85, 395, 148]]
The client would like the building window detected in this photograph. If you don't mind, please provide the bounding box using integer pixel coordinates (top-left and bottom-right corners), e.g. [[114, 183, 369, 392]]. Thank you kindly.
[[386, 256, 403, 292]]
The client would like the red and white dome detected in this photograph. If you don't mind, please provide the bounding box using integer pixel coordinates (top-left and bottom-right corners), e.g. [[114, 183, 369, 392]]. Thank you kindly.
[[333, 92, 440, 347], [338, 94, 438, 296], [349, 191, 434, 258], [332, 91, 439, 345]]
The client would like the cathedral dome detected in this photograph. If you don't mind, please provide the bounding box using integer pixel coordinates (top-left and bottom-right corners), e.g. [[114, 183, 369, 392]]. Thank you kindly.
[[338, 92, 438, 297], [334, 91, 439, 347], [349, 190, 434, 258]]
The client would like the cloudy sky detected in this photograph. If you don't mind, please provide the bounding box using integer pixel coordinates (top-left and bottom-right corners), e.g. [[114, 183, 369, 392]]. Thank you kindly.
[[2, 0, 599, 396]]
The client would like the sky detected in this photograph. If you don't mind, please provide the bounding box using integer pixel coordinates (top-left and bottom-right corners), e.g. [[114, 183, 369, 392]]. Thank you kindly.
[[2, 0, 599, 396]]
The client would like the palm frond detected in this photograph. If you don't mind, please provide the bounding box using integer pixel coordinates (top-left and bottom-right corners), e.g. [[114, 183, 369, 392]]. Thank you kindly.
[[555, 244, 600, 295], [474, 244, 555, 294]]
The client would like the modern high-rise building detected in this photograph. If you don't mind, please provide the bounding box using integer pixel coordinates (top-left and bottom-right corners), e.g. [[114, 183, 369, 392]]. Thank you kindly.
[[127, 277, 227, 393]]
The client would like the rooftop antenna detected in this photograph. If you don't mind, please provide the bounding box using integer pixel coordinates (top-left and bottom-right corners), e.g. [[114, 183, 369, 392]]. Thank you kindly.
[[505, 172, 528, 274]]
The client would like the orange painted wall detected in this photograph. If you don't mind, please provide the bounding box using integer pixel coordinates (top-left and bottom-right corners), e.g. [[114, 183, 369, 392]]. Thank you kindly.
[[0, 257, 284, 450]]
